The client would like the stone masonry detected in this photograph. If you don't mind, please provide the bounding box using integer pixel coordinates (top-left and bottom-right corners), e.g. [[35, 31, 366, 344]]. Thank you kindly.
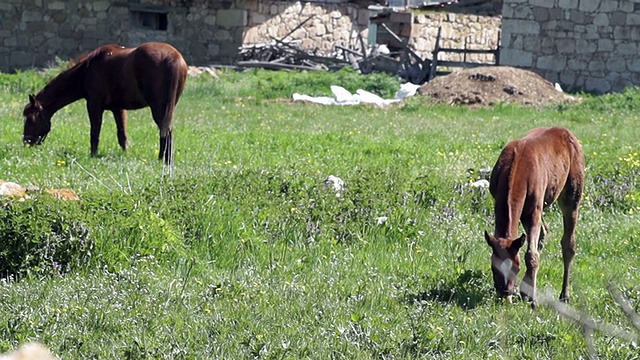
[[501, 0, 640, 93], [0, 0, 500, 73]]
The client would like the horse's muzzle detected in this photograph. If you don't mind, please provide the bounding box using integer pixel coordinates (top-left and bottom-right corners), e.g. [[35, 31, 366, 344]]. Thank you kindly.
[[23, 135, 46, 145]]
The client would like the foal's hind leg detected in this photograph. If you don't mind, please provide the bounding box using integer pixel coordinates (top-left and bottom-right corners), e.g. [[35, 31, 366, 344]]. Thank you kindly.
[[558, 197, 580, 302], [112, 109, 128, 151]]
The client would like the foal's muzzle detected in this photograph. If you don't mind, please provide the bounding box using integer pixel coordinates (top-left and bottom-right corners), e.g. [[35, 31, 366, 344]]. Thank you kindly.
[[23, 134, 46, 145]]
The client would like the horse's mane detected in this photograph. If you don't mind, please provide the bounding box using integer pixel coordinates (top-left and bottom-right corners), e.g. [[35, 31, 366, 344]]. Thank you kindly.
[[36, 46, 113, 106], [72, 46, 110, 69]]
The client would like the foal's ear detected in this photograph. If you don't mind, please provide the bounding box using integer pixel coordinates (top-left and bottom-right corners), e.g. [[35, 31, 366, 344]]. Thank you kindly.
[[512, 233, 527, 250], [29, 94, 36, 104], [484, 230, 497, 248]]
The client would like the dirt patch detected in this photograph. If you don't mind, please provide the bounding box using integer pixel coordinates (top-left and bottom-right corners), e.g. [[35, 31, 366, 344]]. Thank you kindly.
[[418, 66, 579, 107]]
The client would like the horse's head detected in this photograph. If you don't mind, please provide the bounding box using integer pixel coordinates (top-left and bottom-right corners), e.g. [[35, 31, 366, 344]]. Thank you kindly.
[[484, 230, 526, 301], [23, 94, 51, 145]]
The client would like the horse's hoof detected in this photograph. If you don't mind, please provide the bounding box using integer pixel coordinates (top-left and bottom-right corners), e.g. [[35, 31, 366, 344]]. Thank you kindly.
[[531, 301, 538, 310]]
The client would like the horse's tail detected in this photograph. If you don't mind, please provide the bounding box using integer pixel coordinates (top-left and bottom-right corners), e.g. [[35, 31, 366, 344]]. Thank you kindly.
[[161, 55, 187, 137]]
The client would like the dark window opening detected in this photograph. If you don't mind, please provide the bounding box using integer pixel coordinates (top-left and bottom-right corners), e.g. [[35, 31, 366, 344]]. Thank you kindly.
[[133, 11, 168, 31]]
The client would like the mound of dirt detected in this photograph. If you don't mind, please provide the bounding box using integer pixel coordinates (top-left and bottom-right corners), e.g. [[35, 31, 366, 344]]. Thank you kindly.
[[418, 66, 579, 107]]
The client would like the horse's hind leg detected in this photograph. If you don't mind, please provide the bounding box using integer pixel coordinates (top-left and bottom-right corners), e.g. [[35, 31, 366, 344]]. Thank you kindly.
[[112, 109, 128, 151], [558, 192, 581, 302], [159, 130, 173, 165]]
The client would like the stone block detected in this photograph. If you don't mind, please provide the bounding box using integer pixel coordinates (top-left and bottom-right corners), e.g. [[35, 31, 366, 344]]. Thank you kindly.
[[558, 0, 578, 9], [250, 13, 266, 25], [585, 77, 611, 93], [568, 58, 587, 70], [47, 1, 64, 10], [208, 43, 220, 57], [576, 39, 598, 54], [578, 0, 600, 12], [502, 19, 540, 34], [513, 4, 533, 19], [22, 10, 43, 21], [532, 7, 549, 21], [619, 0, 633, 12], [614, 26, 631, 39], [627, 58, 640, 72], [559, 69, 577, 86], [523, 37, 540, 51], [616, 41, 637, 54], [598, 1, 618, 12], [598, 38, 615, 51], [628, 13, 640, 26], [606, 57, 626, 72], [588, 59, 605, 71], [609, 11, 625, 25], [204, 15, 216, 25], [214, 29, 231, 41], [610, 76, 633, 93], [93, 0, 111, 12], [218, 9, 247, 27], [500, 48, 533, 67], [530, 0, 554, 8], [537, 54, 567, 70], [593, 13, 609, 26], [555, 38, 576, 53]]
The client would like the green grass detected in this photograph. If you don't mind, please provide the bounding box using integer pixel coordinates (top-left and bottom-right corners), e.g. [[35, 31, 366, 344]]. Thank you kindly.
[[1, 68, 640, 359]]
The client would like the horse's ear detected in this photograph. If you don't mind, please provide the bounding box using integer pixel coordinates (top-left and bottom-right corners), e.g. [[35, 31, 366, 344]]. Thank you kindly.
[[29, 94, 36, 104], [484, 230, 496, 248], [512, 233, 526, 251]]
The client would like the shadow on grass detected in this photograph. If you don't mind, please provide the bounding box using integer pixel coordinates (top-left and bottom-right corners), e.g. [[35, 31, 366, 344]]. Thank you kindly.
[[405, 269, 490, 310]]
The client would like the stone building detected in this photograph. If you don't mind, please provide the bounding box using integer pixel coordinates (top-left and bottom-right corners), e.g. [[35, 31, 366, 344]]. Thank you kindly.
[[500, 0, 640, 93], [0, 0, 500, 73]]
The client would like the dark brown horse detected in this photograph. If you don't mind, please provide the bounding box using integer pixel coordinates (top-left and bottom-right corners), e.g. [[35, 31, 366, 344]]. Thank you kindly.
[[484, 127, 585, 308], [23, 42, 188, 165]]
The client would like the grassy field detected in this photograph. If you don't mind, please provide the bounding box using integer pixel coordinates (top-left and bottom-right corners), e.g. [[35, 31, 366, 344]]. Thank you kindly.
[[0, 67, 639, 359]]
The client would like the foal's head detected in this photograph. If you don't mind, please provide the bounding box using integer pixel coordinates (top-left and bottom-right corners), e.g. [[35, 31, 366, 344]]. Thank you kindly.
[[484, 231, 526, 300], [23, 94, 51, 145]]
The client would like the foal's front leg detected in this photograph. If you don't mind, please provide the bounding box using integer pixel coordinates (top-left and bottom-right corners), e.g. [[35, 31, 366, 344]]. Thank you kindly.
[[521, 211, 543, 308], [112, 109, 128, 151], [87, 103, 104, 156]]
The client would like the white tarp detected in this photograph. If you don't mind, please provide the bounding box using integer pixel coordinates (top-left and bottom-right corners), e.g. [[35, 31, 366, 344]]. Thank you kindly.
[[293, 82, 421, 107]]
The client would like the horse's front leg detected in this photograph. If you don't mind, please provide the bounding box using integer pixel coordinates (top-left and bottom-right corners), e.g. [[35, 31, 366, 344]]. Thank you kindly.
[[87, 103, 104, 157], [521, 210, 543, 308], [112, 109, 128, 151]]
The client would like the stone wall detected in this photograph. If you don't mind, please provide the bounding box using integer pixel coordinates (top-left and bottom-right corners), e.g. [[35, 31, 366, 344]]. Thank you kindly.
[[0, 0, 501, 72], [410, 12, 501, 64], [501, 0, 639, 93], [243, 1, 370, 54], [243, 1, 501, 64], [0, 0, 247, 71]]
